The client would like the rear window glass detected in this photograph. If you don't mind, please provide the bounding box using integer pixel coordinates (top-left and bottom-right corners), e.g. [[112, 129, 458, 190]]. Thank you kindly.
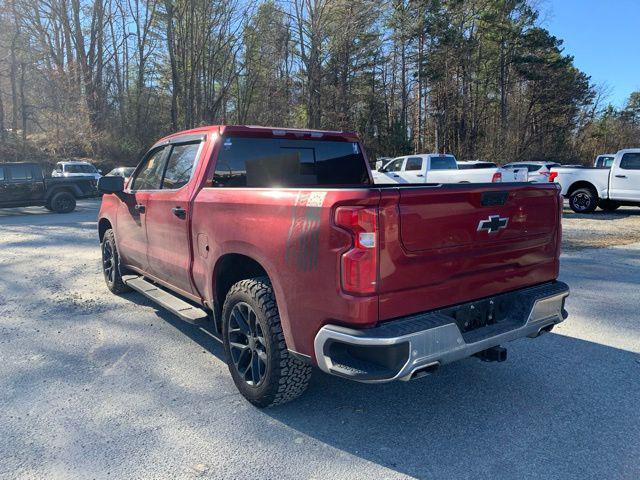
[[620, 153, 640, 170], [211, 137, 370, 187], [405, 157, 423, 171], [430, 156, 457, 170]]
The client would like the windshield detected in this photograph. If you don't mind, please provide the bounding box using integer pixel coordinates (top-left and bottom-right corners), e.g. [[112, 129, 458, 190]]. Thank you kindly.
[[212, 136, 371, 187], [66, 164, 97, 173]]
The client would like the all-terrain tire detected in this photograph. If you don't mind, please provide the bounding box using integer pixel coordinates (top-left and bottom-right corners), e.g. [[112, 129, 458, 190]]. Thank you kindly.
[[599, 200, 620, 212], [222, 277, 312, 408], [50, 191, 76, 213], [101, 229, 132, 294], [569, 187, 598, 213]]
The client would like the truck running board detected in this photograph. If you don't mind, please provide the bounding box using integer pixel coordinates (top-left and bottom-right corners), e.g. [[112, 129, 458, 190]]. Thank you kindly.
[[125, 276, 208, 324]]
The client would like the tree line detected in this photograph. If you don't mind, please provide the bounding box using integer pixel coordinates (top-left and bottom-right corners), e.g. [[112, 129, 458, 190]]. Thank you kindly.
[[0, 0, 638, 169]]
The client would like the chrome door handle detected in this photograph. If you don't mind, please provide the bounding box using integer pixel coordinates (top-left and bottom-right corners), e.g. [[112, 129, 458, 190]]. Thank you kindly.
[[134, 204, 146, 213]]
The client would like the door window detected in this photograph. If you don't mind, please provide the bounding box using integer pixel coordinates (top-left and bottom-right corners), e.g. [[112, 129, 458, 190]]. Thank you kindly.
[[620, 153, 640, 170], [405, 157, 423, 171], [162, 142, 201, 189], [0, 167, 4, 181], [385, 158, 405, 172], [9, 165, 33, 180], [130, 147, 167, 191]]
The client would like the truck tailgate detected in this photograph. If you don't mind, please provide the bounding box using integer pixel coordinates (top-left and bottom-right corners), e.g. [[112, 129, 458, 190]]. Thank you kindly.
[[378, 183, 561, 320]]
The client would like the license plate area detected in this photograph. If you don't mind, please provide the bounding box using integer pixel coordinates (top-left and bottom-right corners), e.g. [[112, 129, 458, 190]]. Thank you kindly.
[[441, 296, 512, 333]]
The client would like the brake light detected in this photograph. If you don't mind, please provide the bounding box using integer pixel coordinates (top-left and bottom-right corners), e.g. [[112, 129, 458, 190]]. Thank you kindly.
[[548, 171, 558, 182], [335, 206, 378, 295], [491, 172, 502, 182]]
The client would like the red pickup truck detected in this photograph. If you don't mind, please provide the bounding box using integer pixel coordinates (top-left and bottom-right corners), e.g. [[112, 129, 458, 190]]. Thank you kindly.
[[97, 125, 569, 407]]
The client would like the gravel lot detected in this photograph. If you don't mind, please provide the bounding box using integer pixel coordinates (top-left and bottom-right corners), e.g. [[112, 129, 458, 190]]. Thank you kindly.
[[1, 199, 639, 479]]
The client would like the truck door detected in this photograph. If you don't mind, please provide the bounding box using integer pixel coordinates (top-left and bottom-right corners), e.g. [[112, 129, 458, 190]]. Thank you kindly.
[[377, 157, 406, 183], [609, 152, 640, 201], [145, 140, 204, 295], [117, 146, 169, 272], [398, 157, 425, 183], [5, 164, 36, 204]]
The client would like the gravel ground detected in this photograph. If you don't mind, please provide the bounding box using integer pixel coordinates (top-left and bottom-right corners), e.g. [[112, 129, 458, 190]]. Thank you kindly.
[[0, 200, 639, 480], [562, 205, 640, 250]]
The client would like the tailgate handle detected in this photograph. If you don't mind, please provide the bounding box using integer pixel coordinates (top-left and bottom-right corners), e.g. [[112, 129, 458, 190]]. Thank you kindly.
[[481, 191, 508, 206]]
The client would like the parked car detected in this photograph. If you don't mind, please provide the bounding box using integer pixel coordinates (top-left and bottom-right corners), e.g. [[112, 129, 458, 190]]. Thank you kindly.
[[594, 154, 615, 168], [0, 162, 98, 213], [97, 125, 569, 407], [373, 154, 525, 183], [52, 161, 102, 180], [550, 148, 640, 213], [106, 167, 135, 179], [502, 161, 560, 183], [458, 160, 528, 182]]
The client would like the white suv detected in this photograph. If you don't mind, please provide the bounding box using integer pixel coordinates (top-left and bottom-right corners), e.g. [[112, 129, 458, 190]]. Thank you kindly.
[[52, 161, 102, 181], [503, 161, 560, 183]]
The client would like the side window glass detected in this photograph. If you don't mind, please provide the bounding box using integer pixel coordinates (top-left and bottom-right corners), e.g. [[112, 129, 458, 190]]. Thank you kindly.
[[387, 158, 404, 172], [162, 142, 201, 189], [405, 157, 423, 171], [9, 165, 33, 180], [130, 147, 167, 191], [620, 153, 640, 170], [0, 167, 4, 181]]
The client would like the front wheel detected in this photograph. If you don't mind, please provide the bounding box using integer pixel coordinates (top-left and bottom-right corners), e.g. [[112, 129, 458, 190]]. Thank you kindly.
[[569, 187, 598, 213], [222, 277, 311, 408]]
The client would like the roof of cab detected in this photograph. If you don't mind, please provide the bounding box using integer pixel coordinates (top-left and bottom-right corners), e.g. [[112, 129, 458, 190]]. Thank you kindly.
[[155, 125, 360, 145]]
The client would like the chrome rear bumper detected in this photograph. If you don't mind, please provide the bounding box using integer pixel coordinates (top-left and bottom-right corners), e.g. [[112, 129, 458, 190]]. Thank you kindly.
[[314, 281, 569, 383]]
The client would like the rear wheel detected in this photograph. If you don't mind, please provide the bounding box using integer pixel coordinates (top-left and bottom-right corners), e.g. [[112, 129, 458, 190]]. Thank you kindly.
[[569, 187, 597, 213], [50, 191, 76, 213], [101, 229, 131, 294], [599, 200, 620, 212], [222, 277, 311, 408]]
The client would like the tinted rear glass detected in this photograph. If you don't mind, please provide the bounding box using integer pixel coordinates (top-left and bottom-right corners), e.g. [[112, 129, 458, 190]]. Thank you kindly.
[[212, 137, 370, 187], [430, 156, 457, 170]]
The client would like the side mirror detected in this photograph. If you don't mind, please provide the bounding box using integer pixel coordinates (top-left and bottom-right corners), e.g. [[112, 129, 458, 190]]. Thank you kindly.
[[98, 169, 103, 174], [98, 175, 124, 194]]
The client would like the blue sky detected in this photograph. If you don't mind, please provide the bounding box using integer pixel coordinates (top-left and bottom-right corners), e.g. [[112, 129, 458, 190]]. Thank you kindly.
[[544, 0, 640, 108]]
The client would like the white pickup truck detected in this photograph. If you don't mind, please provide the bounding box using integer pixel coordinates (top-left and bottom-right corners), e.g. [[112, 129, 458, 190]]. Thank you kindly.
[[372, 154, 526, 184], [551, 148, 640, 212]]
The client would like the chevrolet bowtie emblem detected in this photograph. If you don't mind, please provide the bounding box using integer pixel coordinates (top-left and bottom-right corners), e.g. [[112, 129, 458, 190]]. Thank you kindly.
[[477, 215, 509, 233]]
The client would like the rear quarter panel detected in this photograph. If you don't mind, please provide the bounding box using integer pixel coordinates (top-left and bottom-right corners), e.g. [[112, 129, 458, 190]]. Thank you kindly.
[[190, 187, 381, 357]]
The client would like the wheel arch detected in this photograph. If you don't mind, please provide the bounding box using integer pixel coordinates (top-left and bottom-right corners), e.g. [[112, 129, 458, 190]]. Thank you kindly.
[[211, 251, 295, 350], [567, 180, 598, 198], [98, 217, 113, 242]]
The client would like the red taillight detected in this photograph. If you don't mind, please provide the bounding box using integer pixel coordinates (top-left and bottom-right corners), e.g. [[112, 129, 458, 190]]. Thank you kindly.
[[335, 206, 378, 295], [548, 171, 558, 182], [491, 172, 502, 182]]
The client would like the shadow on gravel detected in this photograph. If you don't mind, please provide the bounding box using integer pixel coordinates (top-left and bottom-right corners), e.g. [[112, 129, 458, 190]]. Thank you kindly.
[[563, 207, 640, 221], [142, 295, 640, 479]]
